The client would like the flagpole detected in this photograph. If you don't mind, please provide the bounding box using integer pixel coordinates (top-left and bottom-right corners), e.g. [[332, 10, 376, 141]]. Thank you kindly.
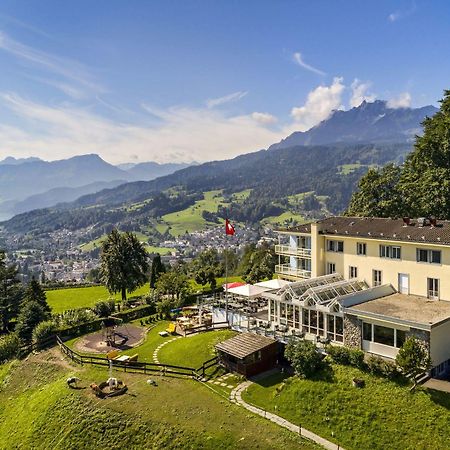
[[225, 233, 228, 324]]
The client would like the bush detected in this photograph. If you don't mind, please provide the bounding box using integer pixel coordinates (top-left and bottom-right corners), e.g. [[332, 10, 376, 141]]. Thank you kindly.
[[0, 333, 21, 363], [32, 320, 57, 347], [285, 340, 324, 378], [54, 308, 98, 328], [367, 355, 400, 379], [326, 345, 365, 369], [93, 300, 115, 318]]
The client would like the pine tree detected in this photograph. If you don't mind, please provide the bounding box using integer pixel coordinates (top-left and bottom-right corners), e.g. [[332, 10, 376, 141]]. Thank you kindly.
[[15, 301, 49, 344], [23, 277, 51, 316], [150, 254, 165, 289]]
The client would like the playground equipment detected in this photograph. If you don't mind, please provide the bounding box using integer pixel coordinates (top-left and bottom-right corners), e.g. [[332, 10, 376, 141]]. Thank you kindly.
[[89, 359, 128, 398], [101, 317, 134, 347]]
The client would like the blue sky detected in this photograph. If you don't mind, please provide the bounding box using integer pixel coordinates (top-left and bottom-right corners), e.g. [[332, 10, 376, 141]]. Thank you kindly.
[[0, 0, 448, 164]]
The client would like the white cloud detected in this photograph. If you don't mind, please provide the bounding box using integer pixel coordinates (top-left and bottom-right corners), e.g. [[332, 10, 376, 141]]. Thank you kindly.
[[0, 93, 283, 164], [206, 91, 248, 108], [251, 112, 278, 125], [292, 52, 325, 76], [0, 30, 103, 96], [388, 2, 417, 22], [349, 79, 377, 107], [290, 77, 345, 131], [387, 92, 412, 108]]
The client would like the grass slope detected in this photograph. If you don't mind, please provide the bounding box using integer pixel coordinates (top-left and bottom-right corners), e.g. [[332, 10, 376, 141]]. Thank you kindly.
[[46, 284, 151, 313], [162, 190, 225, 237], [243, 365, 450, 450], [0, 350, 316, 449]]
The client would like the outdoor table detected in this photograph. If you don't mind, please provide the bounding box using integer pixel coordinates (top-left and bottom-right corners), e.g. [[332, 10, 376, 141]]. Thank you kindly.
[[115, 355, 130, 362]]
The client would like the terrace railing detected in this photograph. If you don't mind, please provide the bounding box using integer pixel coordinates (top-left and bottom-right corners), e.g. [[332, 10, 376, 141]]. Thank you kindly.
[[275, 245, 312, 258], [275, 264, 311, 279]]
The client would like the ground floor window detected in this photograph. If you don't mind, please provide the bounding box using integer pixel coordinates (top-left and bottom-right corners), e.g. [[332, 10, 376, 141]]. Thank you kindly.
[[327, 314, 344, 342], [349, 266, 358, 279], [363, 322, 407, 348], [373, 270, 382, 286], [327, 262, 336, 274], [427, 278, 439, 300]]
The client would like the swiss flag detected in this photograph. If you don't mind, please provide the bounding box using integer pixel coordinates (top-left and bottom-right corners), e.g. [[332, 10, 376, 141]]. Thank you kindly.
[[225, 219, 235, 236]]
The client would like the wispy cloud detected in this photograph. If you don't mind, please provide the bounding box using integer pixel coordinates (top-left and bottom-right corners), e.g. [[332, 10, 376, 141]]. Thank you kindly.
[[388, 2, 417, 22], [205, 91, 248, 108], [0, 31, 104, 96], [292, 52, 326, 76], [387, 92, 412, 108], [251, 112, 278, 125], [350, 79, 377, 107]]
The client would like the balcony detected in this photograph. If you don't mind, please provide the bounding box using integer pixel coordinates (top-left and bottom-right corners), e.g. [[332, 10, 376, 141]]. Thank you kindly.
[[275, 244, 312, 258], [275, 264, 311, 279]]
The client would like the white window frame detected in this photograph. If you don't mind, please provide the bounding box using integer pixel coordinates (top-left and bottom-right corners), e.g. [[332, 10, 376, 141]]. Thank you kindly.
[[373, 269, 382, 287], [327, 262, 336, 274], [327, 240, 344, 253], [427, 278, 439, 300], [356, 242, 367, 256], [349, 266, 358, 279], [379, 245, 401, 260], [417, 248, 441, 265]]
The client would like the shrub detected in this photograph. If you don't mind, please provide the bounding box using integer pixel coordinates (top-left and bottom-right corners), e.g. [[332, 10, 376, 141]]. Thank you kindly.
[[93, 300, 115, 318], [54, 309, 97, 328], [367, 355, 400, 379], [15, 301, 49, 343], [326, 345, 352, 365], [285, 339, 324, 378], [0, 333, 21, 363], [32, 320, 57, 347], [349, 349, 365, 369]]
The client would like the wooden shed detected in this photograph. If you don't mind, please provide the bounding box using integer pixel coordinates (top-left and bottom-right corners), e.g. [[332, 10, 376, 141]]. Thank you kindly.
[[215, 333, 279, 377]]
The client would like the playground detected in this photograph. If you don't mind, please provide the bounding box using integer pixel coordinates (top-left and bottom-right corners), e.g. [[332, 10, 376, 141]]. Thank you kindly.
[[73, 323, 146, 354]]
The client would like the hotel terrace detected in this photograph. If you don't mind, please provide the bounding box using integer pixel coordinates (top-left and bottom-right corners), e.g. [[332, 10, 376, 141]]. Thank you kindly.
[[268, 216, 450, 377]]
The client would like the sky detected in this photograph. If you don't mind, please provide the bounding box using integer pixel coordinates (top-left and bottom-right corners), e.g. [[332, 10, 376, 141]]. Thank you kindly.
[[0, 0, 448, 164]]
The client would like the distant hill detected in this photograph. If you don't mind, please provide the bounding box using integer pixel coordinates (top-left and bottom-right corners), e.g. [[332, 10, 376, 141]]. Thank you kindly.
[[0, 156, 43, 165], [0, 155, 190, 219], [125, 161, 191, 181], [269, 101, 438, 150]]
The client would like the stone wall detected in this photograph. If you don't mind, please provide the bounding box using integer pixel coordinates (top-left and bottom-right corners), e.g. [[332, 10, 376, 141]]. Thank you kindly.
[[343, 314, 362, 349], [406, 327, 430, 351]]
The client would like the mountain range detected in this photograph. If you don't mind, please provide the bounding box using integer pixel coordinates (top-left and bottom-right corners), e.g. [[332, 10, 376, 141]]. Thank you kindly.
[[0, 100, 438, 241], [0, 156, 190, 220]]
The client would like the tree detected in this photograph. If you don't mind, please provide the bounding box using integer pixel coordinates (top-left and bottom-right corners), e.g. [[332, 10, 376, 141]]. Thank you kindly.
[[346, 164, 404, 217], [15, 301, 50, 343], [285, 339, 324, 378], [347, 91, 450, 218], [100, 229, 149, 302], [0, 251, 24, 332], [150, 254, 165, 289], [155, 270, 191, 302], [23, 277, 51, 317], [240, 243, 276, 284], [396, 336, 431, 390]]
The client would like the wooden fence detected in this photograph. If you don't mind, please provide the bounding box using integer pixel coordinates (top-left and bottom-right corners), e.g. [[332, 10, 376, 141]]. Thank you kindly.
[[56, 336, 218, 379], [183, 321, 230, 336]]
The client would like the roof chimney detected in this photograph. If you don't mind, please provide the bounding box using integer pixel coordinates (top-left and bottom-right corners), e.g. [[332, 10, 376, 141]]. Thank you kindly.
[[402, 217, 410, 227]]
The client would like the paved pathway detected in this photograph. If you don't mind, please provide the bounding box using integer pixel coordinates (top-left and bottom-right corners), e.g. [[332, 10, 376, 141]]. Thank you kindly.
[[423, 378, 450, 393], [152, 336, 181, 364], [230, 380, 345, 450], [206, 372, 234, 389]]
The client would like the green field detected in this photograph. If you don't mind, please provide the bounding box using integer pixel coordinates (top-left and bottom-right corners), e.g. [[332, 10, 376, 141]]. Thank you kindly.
[[162, 190, 226, 236], [243, 364, 450, 450], [0, 351, 315, 449], [46, 284, 151, 313], [261, 211, 306, 225]]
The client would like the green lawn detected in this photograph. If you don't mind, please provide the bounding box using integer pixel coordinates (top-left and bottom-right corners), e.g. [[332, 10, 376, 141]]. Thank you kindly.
[[243, 365, 450, 450], [261, 211, 306, 225], [46, 284, 151, 313], [0, 351, 315, 450], [158, 329, 237, 369], [162, 189, 226, 236]]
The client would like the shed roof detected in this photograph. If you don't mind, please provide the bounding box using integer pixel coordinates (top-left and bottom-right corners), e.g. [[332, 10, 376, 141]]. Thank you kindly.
[[215, 333, 276, 359]]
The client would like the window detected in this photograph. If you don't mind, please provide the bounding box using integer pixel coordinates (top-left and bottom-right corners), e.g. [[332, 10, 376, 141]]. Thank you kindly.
[[327, 314, 344, 342], [327, 240, 344, 253], [379, 245, 401, 259], [417, 249, 441, 264], [327, 262, 336, 274], [349, 266, 358, 279], [356, 242, 367, 255], [363, 322, 372, 341], [396, 330, 406, 348], [428, 278, 439, 300], [373, 325, 395, 347], [373, 270, 382, 287]]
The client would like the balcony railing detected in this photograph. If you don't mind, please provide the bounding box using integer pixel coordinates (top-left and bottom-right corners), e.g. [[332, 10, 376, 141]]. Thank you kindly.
[[275, 245, 312, 258], [275, 264, 311, 279]]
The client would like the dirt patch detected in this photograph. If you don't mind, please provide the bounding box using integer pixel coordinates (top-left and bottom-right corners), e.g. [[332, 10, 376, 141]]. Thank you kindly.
[[74, 325, 146, 354]]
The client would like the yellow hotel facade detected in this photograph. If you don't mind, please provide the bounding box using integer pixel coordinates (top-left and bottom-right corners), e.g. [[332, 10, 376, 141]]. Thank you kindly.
[[268, 216, 450, 378]]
